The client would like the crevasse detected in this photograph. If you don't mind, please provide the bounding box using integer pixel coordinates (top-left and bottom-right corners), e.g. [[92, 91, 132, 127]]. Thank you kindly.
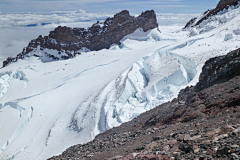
[[70, 48, 197, 137]]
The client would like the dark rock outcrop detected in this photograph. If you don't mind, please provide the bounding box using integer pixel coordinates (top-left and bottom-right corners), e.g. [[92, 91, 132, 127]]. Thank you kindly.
[[195, 48, 240, 91], [184, 0, 240, 29], [3, 10, 158, 67], [48, 48, 240, 160], [217, 0, 239, 10]]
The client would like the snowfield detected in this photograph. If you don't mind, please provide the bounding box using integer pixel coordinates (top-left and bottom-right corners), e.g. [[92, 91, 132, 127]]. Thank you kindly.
[[1, 8, 240, 160]]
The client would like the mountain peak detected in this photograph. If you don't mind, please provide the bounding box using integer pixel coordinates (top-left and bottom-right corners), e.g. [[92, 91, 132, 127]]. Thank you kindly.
[[3, 10, 158, 67], [114, 10, 130, 17]]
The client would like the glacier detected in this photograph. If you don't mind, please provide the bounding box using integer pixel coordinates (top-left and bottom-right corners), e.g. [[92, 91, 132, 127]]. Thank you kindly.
[[1, 8, 240, 160]]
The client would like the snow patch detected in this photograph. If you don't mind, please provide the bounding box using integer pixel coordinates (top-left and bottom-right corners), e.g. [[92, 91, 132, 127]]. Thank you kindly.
[[0, 70, 28, 99], [0, 107, 33, 155], [121, 28, 162, 42]]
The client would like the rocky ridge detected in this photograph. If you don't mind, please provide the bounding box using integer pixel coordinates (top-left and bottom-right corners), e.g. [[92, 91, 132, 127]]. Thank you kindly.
[[3, 10, 158, 67], [48, 47, 240, 159], [184, 0, 240, 29]]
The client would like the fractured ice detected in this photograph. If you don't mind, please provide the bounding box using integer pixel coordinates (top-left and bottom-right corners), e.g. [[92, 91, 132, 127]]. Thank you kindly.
[[70, 48, 197, 136]]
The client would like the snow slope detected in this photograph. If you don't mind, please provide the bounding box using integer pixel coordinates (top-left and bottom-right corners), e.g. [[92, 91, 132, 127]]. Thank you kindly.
[[184, 1, 240, 36], [1, 8, 240, 160]]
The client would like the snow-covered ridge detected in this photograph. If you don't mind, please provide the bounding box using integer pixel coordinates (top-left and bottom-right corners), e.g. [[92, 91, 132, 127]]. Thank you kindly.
[[184, 1, 240, 36]]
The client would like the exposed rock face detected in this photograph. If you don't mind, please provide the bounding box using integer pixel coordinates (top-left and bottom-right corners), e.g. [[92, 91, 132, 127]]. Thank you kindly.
[[217, 0, 239, 10], [48, 49, 240, 159], [184, 0, 240, 29], [3, 10, 158, 67], [163, 48, 240, 124], [195, 48, 240, 91]]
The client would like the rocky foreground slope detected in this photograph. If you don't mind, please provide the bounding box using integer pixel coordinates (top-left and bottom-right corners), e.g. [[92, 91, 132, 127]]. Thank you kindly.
[[3, 10, 158, 67], [48, 45, 240, 159]]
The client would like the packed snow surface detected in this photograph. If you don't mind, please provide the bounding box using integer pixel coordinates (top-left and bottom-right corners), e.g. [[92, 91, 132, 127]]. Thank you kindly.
[[1, 9, 240, 160]]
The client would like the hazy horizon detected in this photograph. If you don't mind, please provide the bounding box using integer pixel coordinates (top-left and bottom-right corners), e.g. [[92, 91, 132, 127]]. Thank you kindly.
[[0, 0, 219, 14]]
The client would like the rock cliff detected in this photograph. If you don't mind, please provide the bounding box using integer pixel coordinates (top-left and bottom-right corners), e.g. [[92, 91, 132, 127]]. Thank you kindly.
[[3, 10, 158, 67]]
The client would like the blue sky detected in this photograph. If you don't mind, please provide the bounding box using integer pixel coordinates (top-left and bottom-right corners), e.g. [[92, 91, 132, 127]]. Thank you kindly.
[[0, 0, 219, 14]]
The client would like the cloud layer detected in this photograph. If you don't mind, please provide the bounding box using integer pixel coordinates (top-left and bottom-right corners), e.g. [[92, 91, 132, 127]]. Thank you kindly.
[[0, 10, 111, 27]]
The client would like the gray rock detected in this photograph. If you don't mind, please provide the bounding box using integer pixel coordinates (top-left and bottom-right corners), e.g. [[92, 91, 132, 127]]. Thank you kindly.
[[216, 147, 230, 157], [196, 48, 240, 91], [179, 144, 193, 153]]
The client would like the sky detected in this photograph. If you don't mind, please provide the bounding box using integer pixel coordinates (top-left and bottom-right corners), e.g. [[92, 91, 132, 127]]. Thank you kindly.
[[0, 0, 220, 14]]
